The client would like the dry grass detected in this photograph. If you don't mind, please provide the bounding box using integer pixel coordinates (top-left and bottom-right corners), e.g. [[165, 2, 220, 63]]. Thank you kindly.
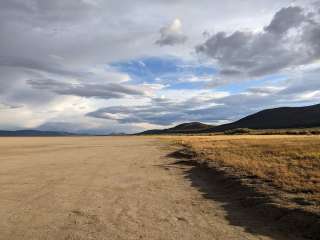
[[164, 135, 320, 203]]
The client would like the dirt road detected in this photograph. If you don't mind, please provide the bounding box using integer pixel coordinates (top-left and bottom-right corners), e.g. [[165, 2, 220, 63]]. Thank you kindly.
[[0, 137, 302, 240]]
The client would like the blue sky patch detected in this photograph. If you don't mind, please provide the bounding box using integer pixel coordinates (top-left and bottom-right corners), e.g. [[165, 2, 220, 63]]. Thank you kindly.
[[111, 56, 217, 89]]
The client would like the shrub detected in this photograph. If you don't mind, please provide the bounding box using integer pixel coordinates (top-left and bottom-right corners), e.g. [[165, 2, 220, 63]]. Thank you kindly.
[[224, 128, 252, 135]]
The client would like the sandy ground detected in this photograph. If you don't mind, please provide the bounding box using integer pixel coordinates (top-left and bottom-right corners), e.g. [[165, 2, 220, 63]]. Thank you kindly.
[[0, 136, 302, 240]]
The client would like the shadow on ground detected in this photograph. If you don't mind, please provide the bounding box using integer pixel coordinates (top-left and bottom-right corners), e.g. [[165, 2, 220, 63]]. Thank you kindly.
[[166, 149, 320, 240]]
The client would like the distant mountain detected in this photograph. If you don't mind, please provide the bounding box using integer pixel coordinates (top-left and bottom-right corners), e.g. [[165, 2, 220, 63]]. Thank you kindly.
[[138, 122, 214, 135], [3, 104, 320, 136], [207, 103, 320, 132], [103, 132, 127, 136], [0, 130, 74, 136], [139, 104, 320, 134]]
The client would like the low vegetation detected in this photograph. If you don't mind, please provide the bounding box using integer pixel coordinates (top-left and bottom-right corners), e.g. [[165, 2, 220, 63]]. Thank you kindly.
[[223, 128, 320, 135], [167, 135, 320, 204]]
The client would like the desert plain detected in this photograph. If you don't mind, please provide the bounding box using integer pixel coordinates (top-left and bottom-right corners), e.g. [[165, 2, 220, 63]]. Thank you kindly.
[[0, 136, 318, 240]]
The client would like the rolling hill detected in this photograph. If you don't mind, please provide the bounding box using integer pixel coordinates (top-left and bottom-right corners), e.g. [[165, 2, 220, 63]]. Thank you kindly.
[[138, 122, 214, 135], [139, 104, 320, 134], [208, 103, 320, 132]]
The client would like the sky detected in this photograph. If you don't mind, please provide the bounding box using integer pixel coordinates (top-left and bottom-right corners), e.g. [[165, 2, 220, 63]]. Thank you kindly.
[[1, 0, 320, 134]]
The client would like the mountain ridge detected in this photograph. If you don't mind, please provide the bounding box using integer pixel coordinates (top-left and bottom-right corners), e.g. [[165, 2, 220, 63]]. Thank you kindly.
[[0, 130, 75, 136], [139, 122, 214, 135], [138, 103, 320, 134]]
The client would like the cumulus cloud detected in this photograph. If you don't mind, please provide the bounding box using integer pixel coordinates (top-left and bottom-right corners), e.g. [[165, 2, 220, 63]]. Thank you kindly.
[[264, 6, 308, 35], [156, 18, 187, 46], [196, 6, 320, 82], [27, 79, 145, 100]]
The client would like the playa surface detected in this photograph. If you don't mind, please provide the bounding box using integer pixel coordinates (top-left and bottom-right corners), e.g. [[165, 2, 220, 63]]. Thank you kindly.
[[0, 136, 301, 240]]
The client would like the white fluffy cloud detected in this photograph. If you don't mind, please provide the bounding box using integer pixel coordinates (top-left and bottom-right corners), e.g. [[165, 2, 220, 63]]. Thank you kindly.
[[156, 18, 187, 46]]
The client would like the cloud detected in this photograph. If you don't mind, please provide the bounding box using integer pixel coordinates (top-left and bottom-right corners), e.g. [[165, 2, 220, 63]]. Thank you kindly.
[[248, 86, 284, 95], [87, 65, 320, 127], [156, 18, 187, 46], [0, 0, 96, 25], [280, 67, 320, 96], [264, 6, 308, 35], [196, 6, 320, 82], [86, 98, 249, 126], [86, 93, 235, 126], [0, 0, 319, 133], [27, 79, 145, 99], [0, 56, 80, 77], [0, 102, 22, 109]]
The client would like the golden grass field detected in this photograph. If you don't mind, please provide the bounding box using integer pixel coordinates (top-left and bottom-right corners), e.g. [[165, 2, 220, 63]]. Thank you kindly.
[[164, 135, 320, 204]]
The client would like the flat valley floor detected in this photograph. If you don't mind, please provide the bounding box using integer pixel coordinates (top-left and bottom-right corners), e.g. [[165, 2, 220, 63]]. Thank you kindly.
[[0, 137, 304, 240]]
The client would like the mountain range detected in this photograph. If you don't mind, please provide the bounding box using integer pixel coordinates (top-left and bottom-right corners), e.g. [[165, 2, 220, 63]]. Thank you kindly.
[[139, 103, 320, 134], [140, 122, 213, 135], [1, 104, 320, 136], [0, 130, 74, 136]]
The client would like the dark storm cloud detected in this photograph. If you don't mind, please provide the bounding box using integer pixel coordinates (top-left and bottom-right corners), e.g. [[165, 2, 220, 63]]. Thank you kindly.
[[196, 6, 320, 80], [28, 79, 145, 100], [264, 6, 307, 35]]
